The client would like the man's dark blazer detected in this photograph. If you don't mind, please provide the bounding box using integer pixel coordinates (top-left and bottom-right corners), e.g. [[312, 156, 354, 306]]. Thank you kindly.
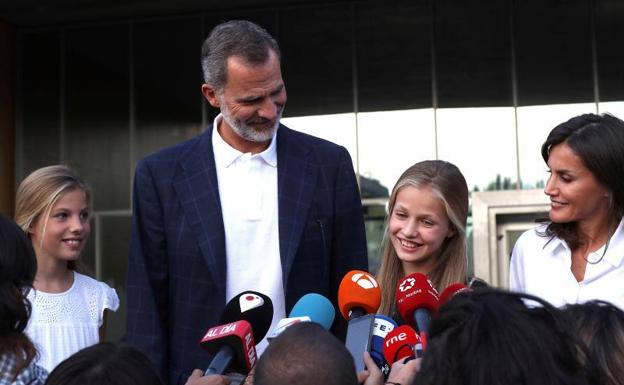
[[125, 123, 368, 384]]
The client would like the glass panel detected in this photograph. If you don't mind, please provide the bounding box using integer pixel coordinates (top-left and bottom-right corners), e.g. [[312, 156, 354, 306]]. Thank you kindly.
[[515, 0, 593, 105], [134, 17, 204, 160], [364, 202, 387, 275], [516, 103, 596, 189], [355, 2, 432, 111], [595, 0, 624, 102], [19, 31, 60, 176], [599, 102, 624, 119], [436, 0, 512, 107], [437, 107, 517, 191], [279, 5, 353, 117], [99, 214, 132, 341], [65, 25, 130, 211], [357, 109, 436, 195], [281, 113, 358, 172]]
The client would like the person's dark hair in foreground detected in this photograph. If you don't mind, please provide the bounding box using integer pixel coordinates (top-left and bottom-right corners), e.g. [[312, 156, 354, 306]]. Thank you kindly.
[[416, 288, 591, 385], [0, 213, 47, 384], [254, 322, 358, 385], [563, 300, 624, 385], [44, 342, 164, 385]]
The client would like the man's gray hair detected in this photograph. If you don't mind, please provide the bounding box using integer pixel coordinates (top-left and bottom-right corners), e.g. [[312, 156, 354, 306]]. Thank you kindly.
[[201, 20, 281, 92]]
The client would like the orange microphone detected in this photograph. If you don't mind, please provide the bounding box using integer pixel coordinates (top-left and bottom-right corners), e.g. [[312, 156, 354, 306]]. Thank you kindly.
[[338, 270, 382, 320], [337, 270, 382, 372]]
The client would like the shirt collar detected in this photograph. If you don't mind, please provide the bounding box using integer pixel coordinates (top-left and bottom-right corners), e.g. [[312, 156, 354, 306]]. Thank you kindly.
[[603, 218, 624, 267], [212, 114, 277, 168], [541, 219, 624, 267]]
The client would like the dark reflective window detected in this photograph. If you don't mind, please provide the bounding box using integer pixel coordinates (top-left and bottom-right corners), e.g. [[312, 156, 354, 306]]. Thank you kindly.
[[99, 214, 132, 341], [356, 1, 433, 111], [134, 17, 203, 160], [596, 0, 624, 102], [65, 25, 130, 210], [436, 0, 512, 107], [19, 32, 61, 176], [515, 0, 593, 105], [280, 5, 353, 117]]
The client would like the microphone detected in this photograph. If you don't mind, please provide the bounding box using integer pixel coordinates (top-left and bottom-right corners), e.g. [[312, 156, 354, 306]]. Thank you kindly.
[[200, 320, 256, 375], [337, 270, 382, 372], [383, 325, 422, 364], [200, 291, 273, 376], [369, 315, 397, 377], [338, 270, 381, 320], [267, 293, 335, 341], [219, 291, 273, 344], [439, 283, 469, 306], [289, 293, 335, 330], [395, 273, 439, 350]]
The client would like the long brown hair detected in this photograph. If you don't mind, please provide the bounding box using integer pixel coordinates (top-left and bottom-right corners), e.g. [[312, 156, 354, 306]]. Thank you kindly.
[[376, 160, 469, 317]]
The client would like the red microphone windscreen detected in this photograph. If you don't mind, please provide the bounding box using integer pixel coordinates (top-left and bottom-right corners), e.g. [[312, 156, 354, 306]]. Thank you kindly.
[[383, 325, 421, 364], [337, 270, 381, 320], [395, 273, 439, 326], [200, 320, 256, 374], [439, 283, 469, 306]]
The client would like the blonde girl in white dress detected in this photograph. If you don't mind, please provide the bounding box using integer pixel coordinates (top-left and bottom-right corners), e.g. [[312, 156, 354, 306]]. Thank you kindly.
[[14, 165, 119, 372]]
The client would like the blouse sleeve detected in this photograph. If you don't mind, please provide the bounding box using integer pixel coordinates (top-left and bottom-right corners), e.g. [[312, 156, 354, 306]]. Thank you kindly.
[[98, 283, 120, 327]]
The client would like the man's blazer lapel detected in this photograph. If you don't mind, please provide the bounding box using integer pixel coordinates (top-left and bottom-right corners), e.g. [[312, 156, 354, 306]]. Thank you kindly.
[[277, 126, 317, 287], [173, 125, 227, 298]]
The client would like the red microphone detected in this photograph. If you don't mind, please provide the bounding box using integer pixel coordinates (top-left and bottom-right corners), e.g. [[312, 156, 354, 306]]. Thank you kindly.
[[395, 273, 439, 350], [200, 320, 256, 375], [338, 270, 382, 320], [383, 325, 422, 364], [439, 283, 469, 307]]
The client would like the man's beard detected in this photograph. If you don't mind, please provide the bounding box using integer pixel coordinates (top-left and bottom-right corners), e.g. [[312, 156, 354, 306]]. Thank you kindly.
[[221, 101, 283, 143]]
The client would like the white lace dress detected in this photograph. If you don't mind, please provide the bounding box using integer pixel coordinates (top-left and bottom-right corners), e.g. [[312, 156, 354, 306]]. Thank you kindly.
[[25, 272, 120, 372]]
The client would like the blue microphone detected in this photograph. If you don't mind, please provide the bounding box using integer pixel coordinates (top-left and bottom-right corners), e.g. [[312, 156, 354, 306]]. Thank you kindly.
[[267, 293, 336, 342], [289, 293, 335, 330], [370, 315, 397, 376]]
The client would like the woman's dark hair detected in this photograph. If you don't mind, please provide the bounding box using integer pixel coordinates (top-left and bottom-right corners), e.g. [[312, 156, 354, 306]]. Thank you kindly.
[[45, 342, 164, 385], [563, 301, 624, 385], [416, 288, 591, 385], [0, 213, 38, 378], [540, 113, 624, 249]]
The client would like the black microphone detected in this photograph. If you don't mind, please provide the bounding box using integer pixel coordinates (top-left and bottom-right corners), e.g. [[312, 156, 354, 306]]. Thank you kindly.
[[200, 291, 273, 376], [219, 291, 273, 344]]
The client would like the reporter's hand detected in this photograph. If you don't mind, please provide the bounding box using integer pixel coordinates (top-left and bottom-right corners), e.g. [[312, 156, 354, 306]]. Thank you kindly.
[[386, 357, 421, 385], [357, 351, 384, 385], [184, 369, 231, 385]]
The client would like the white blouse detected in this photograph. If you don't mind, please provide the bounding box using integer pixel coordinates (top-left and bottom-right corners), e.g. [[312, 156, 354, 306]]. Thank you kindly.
[[509, 219, 624, 310], [25, 272, 120, 372]]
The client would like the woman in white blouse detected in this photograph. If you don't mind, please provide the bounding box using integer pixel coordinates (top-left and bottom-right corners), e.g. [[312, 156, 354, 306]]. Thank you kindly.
[[510, 113, 624, 310]]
